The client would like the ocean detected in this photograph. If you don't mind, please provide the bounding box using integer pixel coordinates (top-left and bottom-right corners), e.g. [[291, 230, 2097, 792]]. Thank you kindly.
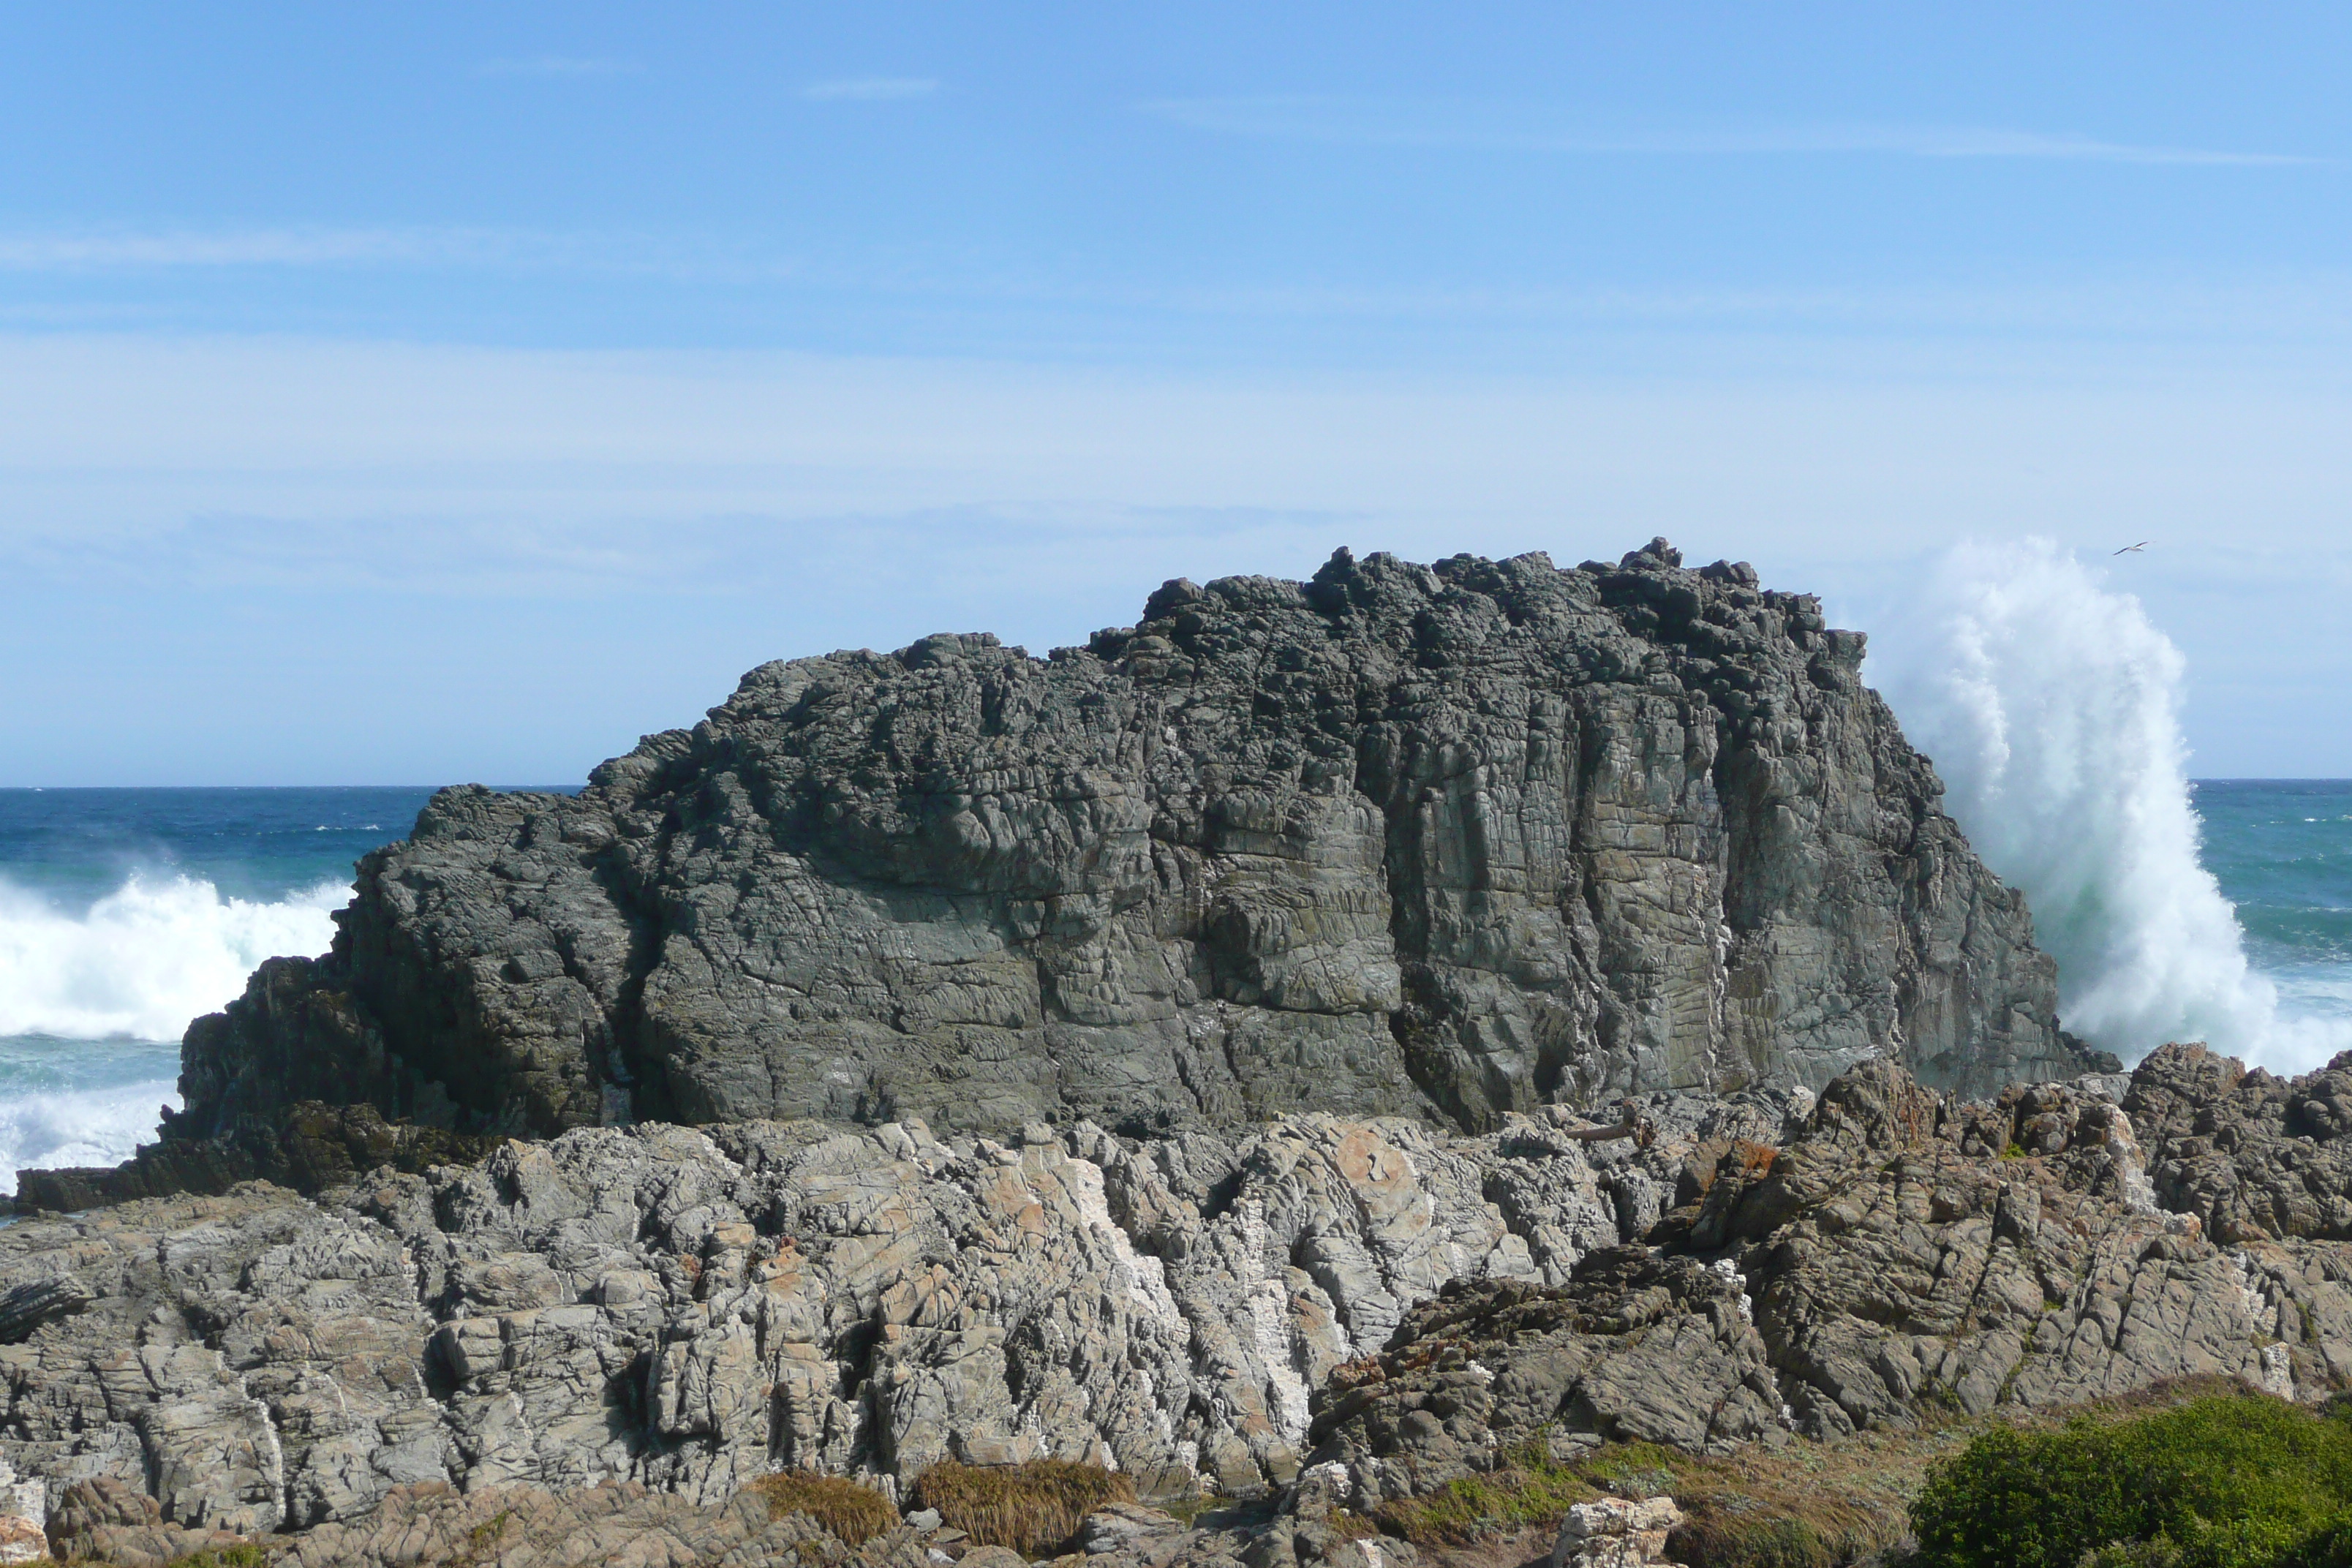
[[2193, 780, 2352, 1038], [0, 787, 442, 1191], [1, 778, 2348, 1194]]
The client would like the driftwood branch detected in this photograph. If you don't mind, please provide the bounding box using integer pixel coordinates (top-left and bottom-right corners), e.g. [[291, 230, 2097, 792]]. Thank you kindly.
[[1545, 1115, 1657, 1148], [1553, 1120, 1640, 1142]]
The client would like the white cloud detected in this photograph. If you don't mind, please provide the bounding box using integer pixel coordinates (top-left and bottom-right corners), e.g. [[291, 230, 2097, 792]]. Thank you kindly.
[[0, 228, 527, 270], [802, 77, 938, 102], [1, 330, 2348, 562], [1142, 96, 2328, 167], [0, 226, 756, 279], [1, 331, 2349, 777], [475, 56, 636, 78], [15, 222, 2352, 357]]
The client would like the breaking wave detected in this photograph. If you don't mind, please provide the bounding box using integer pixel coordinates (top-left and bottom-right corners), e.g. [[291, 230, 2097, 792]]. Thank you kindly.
[[0, 873, 345, 1191], [0, 1067, 183, 1191], [1866, 538, 2352, 1073], [0, 872, 344, 1041]]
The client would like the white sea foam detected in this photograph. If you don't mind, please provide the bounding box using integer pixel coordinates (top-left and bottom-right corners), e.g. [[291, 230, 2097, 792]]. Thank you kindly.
[[0, 1076, 182, 1192], [0, 872, 346, 1194], [0, 873, 346, 1041], [1866, 538, 2352, 1073]]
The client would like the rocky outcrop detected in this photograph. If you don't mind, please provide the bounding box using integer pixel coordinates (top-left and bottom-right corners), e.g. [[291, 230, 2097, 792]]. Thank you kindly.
[[1302, 1057, 2352, 1510], [1554, 1498, 1681, 1568], [42, 1473, 939, 1568], [0, 1104, 1673, 1534], [152, 542, 2081, 1177], [2120, 1041, 2352, 1243], [7, 1047, 2346, 1561], [13, 1099, 498, 1214]]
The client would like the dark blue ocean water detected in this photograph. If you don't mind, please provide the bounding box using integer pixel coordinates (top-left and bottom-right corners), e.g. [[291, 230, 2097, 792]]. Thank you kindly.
[[0, 781, 2345, 1189], [0, 787, 540, 1188], [0, 787, 439, 911]]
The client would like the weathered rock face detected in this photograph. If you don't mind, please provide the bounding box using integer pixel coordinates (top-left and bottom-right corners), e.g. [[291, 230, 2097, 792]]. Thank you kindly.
[[2121, 1041, 2352, 1243], [0, 1071, 1802, 1541], [42, 1471, 939, 1568], [162, 541, 2078, 1164], [1303, 1056, 2352, 1509], [0, 1106, 1635, 1541], [3, 1049, 2348, 1559]]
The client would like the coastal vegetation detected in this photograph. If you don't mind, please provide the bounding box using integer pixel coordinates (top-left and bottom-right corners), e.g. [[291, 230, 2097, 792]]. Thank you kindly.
[[1909, 1390, 2352, 1568], [749, 1472, 902, 1545], [908, 1460, 1137, 1556]]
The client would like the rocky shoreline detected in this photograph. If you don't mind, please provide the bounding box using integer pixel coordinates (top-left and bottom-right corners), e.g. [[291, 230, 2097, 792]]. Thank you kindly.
[[4, 1044, 2345, 1565], [3, 544, 2301, 1565], [144, 542, 2092, 1193]]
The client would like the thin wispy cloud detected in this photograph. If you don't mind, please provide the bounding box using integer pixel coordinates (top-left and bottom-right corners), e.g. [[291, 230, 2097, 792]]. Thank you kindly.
[[0, 227, 557, 271], [0, 227, 795, 280], [475, 56, 637, 78], [1142, 96, 2326, 167], [0, 227, 597, 272], [802, 77, 938, 102], [13, 223, 2352, 357]]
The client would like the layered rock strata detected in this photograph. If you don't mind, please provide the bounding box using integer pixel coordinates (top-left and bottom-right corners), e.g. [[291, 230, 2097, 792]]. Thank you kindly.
[[155, 541, 2082, 1177], [2, 1045, 2343, 1565]]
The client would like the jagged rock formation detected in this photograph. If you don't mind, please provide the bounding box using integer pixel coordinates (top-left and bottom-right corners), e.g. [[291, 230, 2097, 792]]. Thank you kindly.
[[155, 541, 2081, 1174], [5, 1047, 2346, 1564], [2121, 1042, 2352, 1241], [42, 1471, 941, 1568], [1303, 1051, 2352, 1509], [0, 1104, 1676, 1540]]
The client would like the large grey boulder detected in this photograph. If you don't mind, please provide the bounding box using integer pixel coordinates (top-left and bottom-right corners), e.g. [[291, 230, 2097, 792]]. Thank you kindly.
[[154, 541, 2078, 1166]]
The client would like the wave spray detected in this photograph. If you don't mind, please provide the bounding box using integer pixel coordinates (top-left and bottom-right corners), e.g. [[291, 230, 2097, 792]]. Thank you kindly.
[[0, 873, 344, 1041], [1866, 539, 2350, 1073], [0, 872, 345, 1189]]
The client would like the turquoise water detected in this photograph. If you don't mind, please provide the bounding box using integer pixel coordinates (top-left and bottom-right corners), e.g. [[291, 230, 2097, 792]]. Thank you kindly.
[[2193, 780, 2352, 1032], [0, 780, 2345, 1188]]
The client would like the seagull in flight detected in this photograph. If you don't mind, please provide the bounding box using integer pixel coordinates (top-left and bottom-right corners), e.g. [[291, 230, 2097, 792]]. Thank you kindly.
[[2113, 541, 2149, 555]]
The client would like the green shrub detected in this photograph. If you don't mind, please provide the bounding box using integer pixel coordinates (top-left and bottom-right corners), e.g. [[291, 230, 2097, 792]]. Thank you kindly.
[[747, 1471, 902, 1545], [1909, 1392, 2352, 1568], [908, 1459, 1135, 1556]]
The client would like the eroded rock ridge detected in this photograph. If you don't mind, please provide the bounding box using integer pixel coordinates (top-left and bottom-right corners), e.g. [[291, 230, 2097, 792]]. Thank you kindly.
[[162, 541, 2083, 1166], [4, 1046, 2348, 1567]]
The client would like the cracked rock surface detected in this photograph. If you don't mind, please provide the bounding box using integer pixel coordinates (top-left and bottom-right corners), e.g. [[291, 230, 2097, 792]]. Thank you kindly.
[[9, 1047, 2352, 1560], [142, 542, 2083, 1180], [1303, 1055, 2352, 1507], [2, 1100, 1700, 1548]]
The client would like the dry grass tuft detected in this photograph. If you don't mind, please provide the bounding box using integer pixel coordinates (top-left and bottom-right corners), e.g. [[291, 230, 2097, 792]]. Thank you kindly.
[[748, 1471, 901, 1545], [170, 1549, 271, 1568], [1391, 1378, 2269, 1568], [910, 1459, 1137, 1556], [1373, 1439, 1603, 1546]]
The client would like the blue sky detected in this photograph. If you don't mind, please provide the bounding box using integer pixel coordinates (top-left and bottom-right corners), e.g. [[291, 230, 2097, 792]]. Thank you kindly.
[[3, 2, 2349, 783]]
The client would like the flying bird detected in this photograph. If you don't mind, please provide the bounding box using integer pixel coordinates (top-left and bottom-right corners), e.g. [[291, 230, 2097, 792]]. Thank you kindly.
[[2113, 542, 2149, 555]]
